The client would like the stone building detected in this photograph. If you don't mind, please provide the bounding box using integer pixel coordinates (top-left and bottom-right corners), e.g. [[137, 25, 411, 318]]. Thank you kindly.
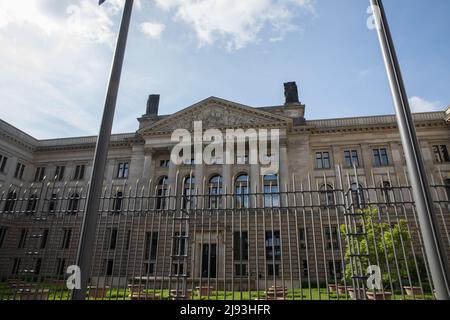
[[0, 82, 449, 296]]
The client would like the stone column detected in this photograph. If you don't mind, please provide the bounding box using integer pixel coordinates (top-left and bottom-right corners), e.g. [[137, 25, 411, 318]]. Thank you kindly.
[[195, 164, 205, 195], [142, 146, 154, 184], [250, 163, 261, 207]]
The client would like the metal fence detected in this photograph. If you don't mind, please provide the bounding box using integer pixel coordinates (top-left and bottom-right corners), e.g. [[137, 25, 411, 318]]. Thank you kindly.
[[0, 166, 449, 300]]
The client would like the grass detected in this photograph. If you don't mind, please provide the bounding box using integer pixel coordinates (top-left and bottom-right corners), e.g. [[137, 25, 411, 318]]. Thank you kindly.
[[0, 282, 435, 301]]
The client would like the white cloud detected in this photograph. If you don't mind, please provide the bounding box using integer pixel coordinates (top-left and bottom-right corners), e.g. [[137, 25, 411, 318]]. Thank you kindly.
[[408, 96, 442, 113], [140, 22, 166, 39], [153, 0, 316, 50]]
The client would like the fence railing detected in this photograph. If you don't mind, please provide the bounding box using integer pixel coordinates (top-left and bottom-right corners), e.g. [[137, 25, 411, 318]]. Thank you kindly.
[[0, 166, 449, 300]]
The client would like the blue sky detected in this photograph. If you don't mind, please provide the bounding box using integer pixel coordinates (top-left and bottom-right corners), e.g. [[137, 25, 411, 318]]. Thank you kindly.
[[0, 0, 449, 139]]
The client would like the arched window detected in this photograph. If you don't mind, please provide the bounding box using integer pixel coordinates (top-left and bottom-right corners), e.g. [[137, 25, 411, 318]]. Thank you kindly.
[[156, 176, 169, 210], [445, 179, 450, 201], [67, 193, 80, 214], [4, 191, 17, 213], [320, 184, 335, 207], [264, 175, 280, 207], [182, 176, 195, 209], [235, 174, 250, 208], [208, 175, 223, 209], [381, 181, 393, 204], [350, 183, 365, 208]]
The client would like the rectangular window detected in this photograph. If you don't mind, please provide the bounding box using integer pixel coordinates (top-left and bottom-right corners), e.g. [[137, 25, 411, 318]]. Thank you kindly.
[[40, 229, 49, 249], [48, 193, 58, 213], [344, 150, 359, 168], [303, 260, 309, 277], [233, 231, 249, 261], [0, 155, 8, 173], [34, 167, 46, 182], [267, 263, 280, 276], [235, 264, 248, 277], [106, 228, 118, 250], [12, 258, 21, 275], [299, 228, 307, 249], [144, 232, 158, 260], [125, 230, 131, 249], [113, 192, 123, 213], [160, 160, 170, 168], [61, 229, 72, 249], [433, 145, 450, 163], [18, 229, 28, 249], [328, 260, 343, 280], [56, 258, 66, 276], [315, 152, 331, 169], [103, 259, 114, 276], [324, 226, 340, 250], [14, 162, 25, 180], [0, 226, 8, 248], [116, 162, 129, 179], [55, 166, 65, 181], [373, 148, 389, 167], [34, 258, 42, 275], [73, 165, 85, 180], [265, 231, 281, 260]]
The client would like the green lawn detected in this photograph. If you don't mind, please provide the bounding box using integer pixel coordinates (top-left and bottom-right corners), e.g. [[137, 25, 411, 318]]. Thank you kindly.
[[0, 283, 434, 301]]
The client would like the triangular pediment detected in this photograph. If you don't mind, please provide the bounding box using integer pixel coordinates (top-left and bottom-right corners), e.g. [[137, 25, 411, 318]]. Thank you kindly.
[[139, 97, 292, 135]]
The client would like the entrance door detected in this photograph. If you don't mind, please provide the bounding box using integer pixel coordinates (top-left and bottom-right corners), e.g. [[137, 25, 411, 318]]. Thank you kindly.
[[201, 244, 217, 278]]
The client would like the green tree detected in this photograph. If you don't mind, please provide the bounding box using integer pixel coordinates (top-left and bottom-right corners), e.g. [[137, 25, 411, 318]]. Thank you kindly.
[[340, 207, 416, 289]]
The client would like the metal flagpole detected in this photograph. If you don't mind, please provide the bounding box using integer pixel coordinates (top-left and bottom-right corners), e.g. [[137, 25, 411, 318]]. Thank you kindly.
[[370, 0, 450, 300], [71, 0, 134, 300]]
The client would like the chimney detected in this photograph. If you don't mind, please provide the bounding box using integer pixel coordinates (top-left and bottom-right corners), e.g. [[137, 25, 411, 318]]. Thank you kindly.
[[284, 82, 300, 105], [146, 94, 160, 116]]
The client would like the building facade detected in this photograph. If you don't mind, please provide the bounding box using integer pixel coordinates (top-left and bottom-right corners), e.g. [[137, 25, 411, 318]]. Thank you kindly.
[[0, 82, 449, 298]]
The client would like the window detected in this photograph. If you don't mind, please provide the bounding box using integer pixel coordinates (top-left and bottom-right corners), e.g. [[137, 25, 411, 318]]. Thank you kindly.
[[4, 191, 17, 213], [264, 175, 280, 207], [0, 227, 8, 248], [67, 193, 80, 214], [144, 232, 158, 261], [433, 145, 450, 163], [172, 232, 187, 276], [34, 258, 42, 275], [40, 229, 49, 249], [324, 226, 340, 250], [381, 181, 393, 204], [319, 184, 335, 206], [56, 258, 66, 276], [208, 175, 223, 209], [0, 155, 8, 173], [14, 162, 25, 180], [12, 258, 22, 275], [18, 229, 28, 249], [112, 192, 123, 213], [156, 176, 169, 210], [106, 228, 118, 250], [48, 193, 58, 213], [265, 231, 281, 260], [34, 167, 46, 182], [125, 230, 131, 249], [26, 195, 38, 214], [116, 162, 129, 179], [73, 165, 85, 180], [445, 179, 450, 201], [160, 160, 170, 168], [328, 260, 343, 280], [350, 183, 365, 208], [302, 260, 309, 277], [182, 176, 195, 209], [344, 150, 359, 168], [235, 174, 250, 208], [373, 148, 389, 167], [233, 231, 249, 261], [55, 166, 65, 181], [299, 228, 307, 249], [103, 259, 114, 276], [316, 152, 331, 169], [61, 228, 72, 249]]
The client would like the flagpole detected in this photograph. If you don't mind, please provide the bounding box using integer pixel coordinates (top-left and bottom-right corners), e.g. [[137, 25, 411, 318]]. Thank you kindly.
[[370, 0, 450, 300], [71, 0, 134, 300]]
